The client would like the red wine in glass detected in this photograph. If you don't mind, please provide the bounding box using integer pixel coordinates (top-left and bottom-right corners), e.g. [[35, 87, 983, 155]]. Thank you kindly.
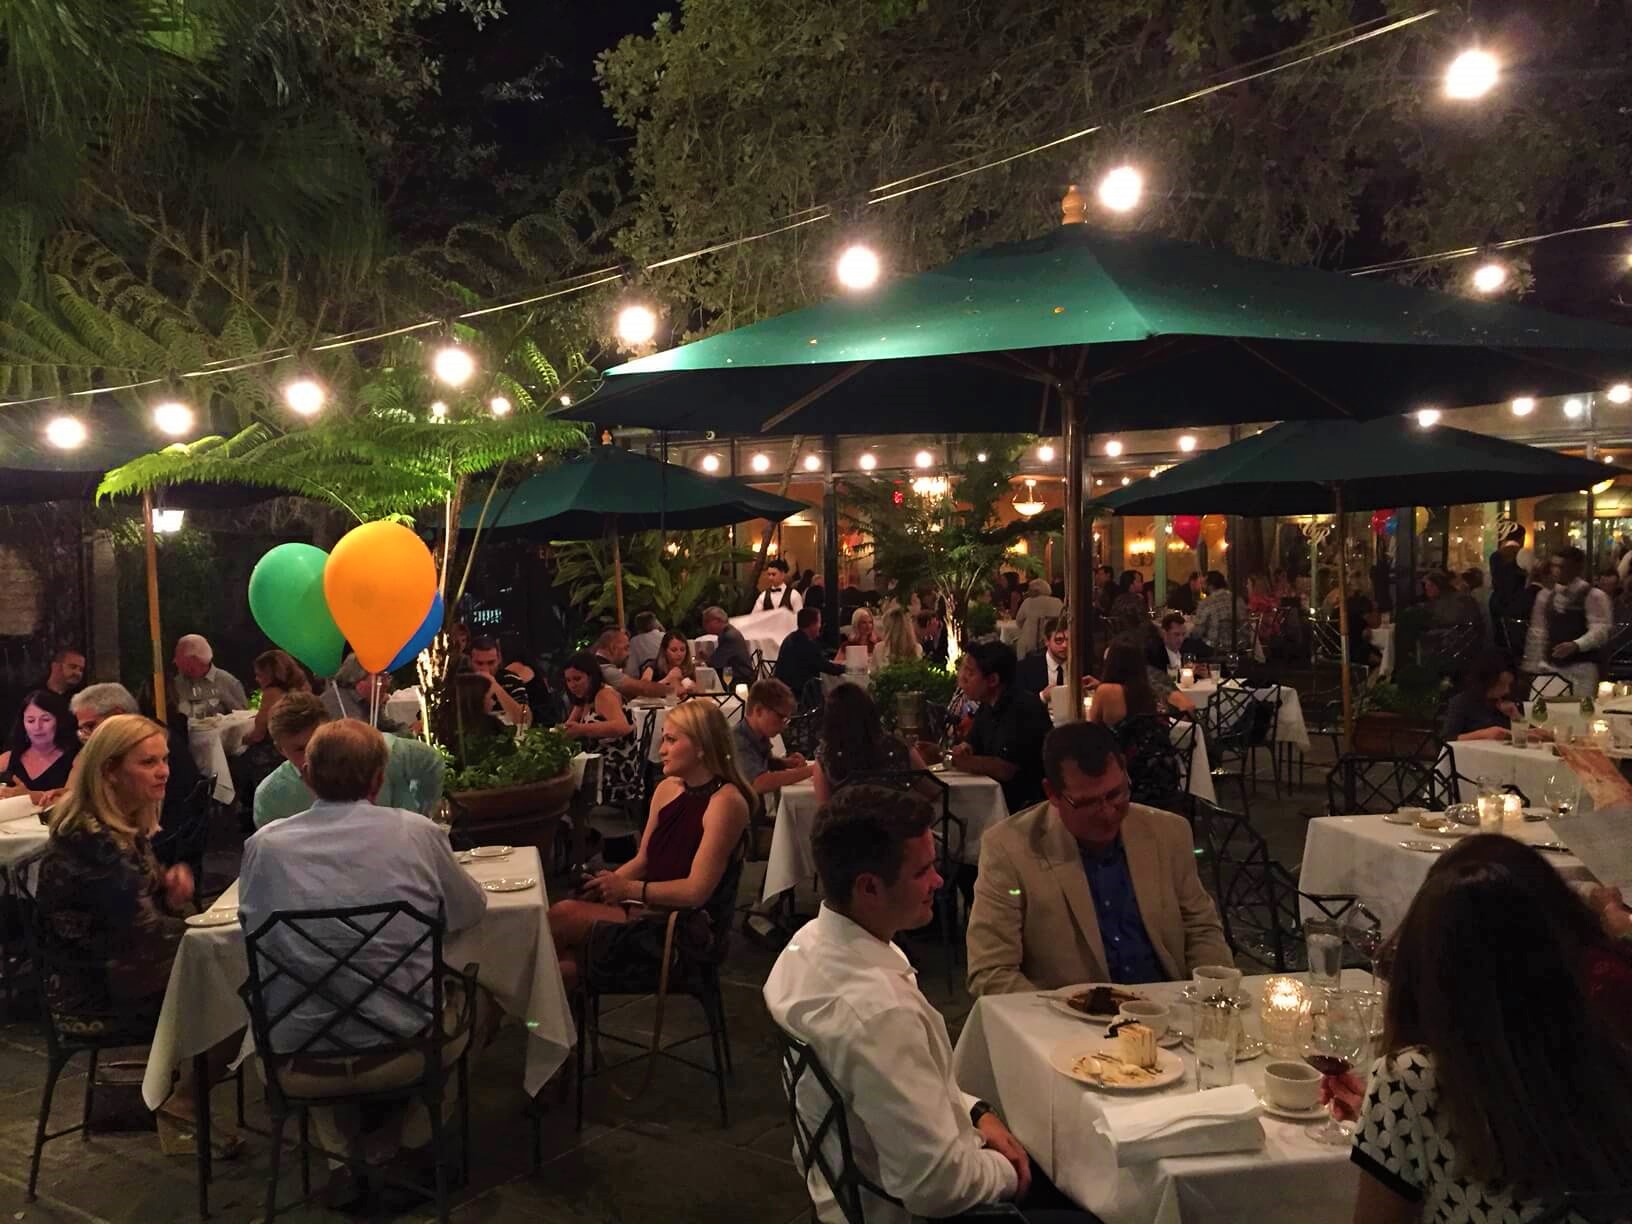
[[1306, 1055, 1352, 1076]]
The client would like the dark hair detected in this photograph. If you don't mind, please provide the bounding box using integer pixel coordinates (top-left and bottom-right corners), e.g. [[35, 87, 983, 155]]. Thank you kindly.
[[818, 683, 903, 786], [432, 673, 504, 763], [632, 611, 660, 634], [254, 649, 311, 694], [9, 688, 80, 760], [1042, 616, 1069, 639], [1118, 570, 1139, 592], [812, 784, 935, 906], [747, 677, 795, 716], [561, 650, 607, 705], [963, 640, 1016, 688], [765, 558, 789, 574], [1461, 650, 1513, 699], [1205, 570, 1228, 591], [1042, 721, 1124, 792], [1553, 544, 1586, 567], [1423, 571, 1451, 596], [914, 610, 936, 632], [796, 606, 822, 631], [1097, 565, 1115, 579], [1101, 637, 1158, 718], [649, 631, 693, 679], [52, 646, 84, 664], [1159, 611, 1186, 631], [469, 635, 500, 654], [1461, 567, 1485, 590], [1382, 835, 1632, 1195], [1187, 571, 1202, 584]]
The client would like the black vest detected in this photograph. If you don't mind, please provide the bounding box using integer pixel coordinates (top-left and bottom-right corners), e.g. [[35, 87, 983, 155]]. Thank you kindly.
[[760, 585, 795, 612], [1545, 585, 1607, 667]]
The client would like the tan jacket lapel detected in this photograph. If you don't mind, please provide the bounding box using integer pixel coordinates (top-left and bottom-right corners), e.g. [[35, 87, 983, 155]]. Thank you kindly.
[[1035, 808, 1108, 979], [1122, 810, 1182, 979]]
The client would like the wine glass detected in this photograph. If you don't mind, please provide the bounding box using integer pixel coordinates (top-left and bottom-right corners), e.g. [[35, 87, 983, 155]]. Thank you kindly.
[[720, 666, 734, 692], [1341, 901, 1387, 986], [1303, 988, 1377, 1145], [1543, 771, 1579, 820]]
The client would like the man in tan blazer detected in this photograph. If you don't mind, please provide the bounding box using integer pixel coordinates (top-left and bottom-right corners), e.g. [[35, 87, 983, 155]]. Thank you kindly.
[[967, 721, 1231, 996]]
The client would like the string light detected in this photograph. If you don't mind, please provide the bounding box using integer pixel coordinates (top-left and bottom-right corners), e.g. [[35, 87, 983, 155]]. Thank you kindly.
[[615, 304, 658, 346], [1510, 396, 1535, 417], [803, 454, 822, 472], [1607, 383, 1632, 404], [1416, 408, 1442, 427], [431, 346, 475, 388], [1178, 434, 1197, 452], [1120, 475, 1132, 486], [1444, 48, 1499, 100], [1036, 443, 1056, 462], [1564, 398, 1586, 420], [489, 395, 512, 417], [975, 451, 989, 462], [45, 416, 87, 449], [701, 453, 721, 473], [1097, 166, 1143, 213], [283, 377, 326, 415], [835, 245, 881, 290], [152, 400, 195, 436], [430, 400, 448, 420], [559, 393, 573, 407], [858, 452, 877, 471], [1104, 439, 1124, 457], [751, 452, 771, 473], [1470, 261, 1508, 294]]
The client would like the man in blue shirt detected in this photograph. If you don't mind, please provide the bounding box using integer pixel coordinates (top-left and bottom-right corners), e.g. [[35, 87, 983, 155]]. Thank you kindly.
[[965, 722, 1231, 996], [254, 692, 444, 829]]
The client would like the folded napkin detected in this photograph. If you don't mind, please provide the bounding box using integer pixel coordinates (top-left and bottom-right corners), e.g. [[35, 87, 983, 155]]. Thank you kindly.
[[1092, 1084, 1265, 1166], [0, 794, 38, 824]]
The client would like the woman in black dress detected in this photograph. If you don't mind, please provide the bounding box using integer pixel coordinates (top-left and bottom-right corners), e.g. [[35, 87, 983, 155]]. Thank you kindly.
[[0, 687, 79, 800]]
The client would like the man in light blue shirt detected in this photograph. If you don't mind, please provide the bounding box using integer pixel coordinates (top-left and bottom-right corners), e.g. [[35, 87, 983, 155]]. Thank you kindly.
[[253, 691, 444, 829], [238, 719, 485, 1174]]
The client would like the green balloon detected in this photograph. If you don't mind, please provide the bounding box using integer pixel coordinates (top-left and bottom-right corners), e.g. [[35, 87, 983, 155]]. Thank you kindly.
[[248, 543, 346, 677]]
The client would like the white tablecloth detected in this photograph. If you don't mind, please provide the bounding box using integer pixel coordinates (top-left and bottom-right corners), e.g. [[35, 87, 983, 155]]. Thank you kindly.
[[1447, 739, 1583, 806], [632, 698, 750, 764], [762, 770, 1009, 902], [1181, 682, 1309, 752], [953, 974, 1367, 1224], [1178, 725, 1216, 805], [141, 846, 574, 1110], [0, 795, 48, 870], [385, 685, 424, 728], [996, 620, 1021, 646], [1298, 813, 1594, 932], [187, 710, 257, 805], [1367, 626, 1395, 678]]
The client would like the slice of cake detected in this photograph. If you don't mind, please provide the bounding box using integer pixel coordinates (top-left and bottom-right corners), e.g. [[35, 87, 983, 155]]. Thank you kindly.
[[1116, 1022, 1159, 1070]]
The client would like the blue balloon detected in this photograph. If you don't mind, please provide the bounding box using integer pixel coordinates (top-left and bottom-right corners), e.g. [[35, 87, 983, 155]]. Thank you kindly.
[[387, 590, 444, 672], [1383, 515, 1397, 536]]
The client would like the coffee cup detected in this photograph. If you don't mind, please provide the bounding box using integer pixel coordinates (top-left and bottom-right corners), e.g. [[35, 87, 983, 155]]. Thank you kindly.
[[1396, 806, 1426, 825], [1192, 964, 1243, 1002], [1116, 1000, 1170, 1040], [1262, 1060, 1323, 1111]]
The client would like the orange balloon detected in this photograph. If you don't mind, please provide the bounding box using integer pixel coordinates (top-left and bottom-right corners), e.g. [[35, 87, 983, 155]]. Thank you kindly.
[[323, 522, 438, 672]]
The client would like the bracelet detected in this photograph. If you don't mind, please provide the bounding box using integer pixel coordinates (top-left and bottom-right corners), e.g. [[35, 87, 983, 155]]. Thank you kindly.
[[969, 1099, 994, 1128]]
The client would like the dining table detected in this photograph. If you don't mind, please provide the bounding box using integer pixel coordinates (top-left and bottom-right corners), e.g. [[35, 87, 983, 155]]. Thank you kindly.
[[952, 971, 1372, 1224], [1297, 811, 1595, 931], [141, 845, 575, 1212], [1179, 680, 1310, 752], [187, 710, 258, 805], [0, 793, 49, 871]]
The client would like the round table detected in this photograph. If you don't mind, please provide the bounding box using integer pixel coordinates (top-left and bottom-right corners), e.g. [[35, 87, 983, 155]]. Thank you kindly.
[[188, 710, 257, 805]]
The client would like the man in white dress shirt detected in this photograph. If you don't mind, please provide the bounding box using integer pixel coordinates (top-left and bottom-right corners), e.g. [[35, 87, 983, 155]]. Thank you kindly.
[[1523, 544, 1614, 697], [755, 558, 804, 613], [765, 785, 1093, 1223]]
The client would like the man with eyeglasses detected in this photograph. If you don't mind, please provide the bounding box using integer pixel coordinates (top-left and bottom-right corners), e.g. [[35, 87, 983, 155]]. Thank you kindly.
[[965, 722, 1229, 998]]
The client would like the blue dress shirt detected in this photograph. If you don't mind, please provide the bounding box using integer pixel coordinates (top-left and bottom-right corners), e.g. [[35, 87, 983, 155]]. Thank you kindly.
[[1079, 836, 1165, 985]]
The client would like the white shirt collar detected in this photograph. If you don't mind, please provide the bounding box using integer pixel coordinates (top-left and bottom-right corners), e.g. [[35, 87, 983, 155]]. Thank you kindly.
[[810, 904, 916, 979]]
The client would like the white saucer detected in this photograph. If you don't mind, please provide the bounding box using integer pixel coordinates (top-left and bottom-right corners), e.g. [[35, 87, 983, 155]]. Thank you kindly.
[[481, 876, 537, 893], [468, 845, 513, 859], [1257, 1096, 1330, 1122], [1399, 839, 1450, 853]]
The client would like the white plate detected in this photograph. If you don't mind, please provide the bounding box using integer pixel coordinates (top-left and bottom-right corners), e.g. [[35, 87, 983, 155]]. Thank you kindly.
[[1381, 811, 1423, 825], [481, 876, 537, 893], [1399, 839, 1450, 853], [467, 845, 513, 859], [186, 907, 239, 928], [1256, 1096, 1330, 1122], [1043, 984, 1151, 1021], [1048, 1038, 1186, 1091]]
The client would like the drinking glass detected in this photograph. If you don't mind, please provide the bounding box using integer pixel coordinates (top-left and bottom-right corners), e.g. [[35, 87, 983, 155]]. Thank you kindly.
[[1340, 901, 1387, 986], [720, 666, 734, 692], [1543, 771, 1579, 819], [1304, 918, 1343, 992], [1509, 718, 1529, 749], [1303, 989, 1378, 1145], [1195, 998, 1237, 1091]]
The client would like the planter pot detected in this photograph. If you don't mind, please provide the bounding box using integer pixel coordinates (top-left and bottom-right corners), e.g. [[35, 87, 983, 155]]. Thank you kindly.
[[1352, 712, 1439, 758], [447, 769, 576, 860]]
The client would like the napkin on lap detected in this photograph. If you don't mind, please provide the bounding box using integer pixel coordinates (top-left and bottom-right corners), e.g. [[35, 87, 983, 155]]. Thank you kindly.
[[1092, 1084, 1264, 1166]]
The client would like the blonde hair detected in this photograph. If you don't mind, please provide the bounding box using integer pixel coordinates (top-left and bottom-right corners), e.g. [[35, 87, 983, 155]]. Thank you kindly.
[[877, 607, 917, 662], [49, 713, 168, 843], [664, 700, 759, 819]]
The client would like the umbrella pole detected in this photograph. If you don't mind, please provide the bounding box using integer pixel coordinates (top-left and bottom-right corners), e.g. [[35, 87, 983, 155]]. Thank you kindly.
[[611, 518, 626, 629], [1064, 392, 1087, 717], [1336, 486, 1352, 748], [142, 491, 167, 723]]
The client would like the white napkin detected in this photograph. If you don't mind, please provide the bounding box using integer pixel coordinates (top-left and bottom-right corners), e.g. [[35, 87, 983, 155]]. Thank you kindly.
[[1048, 685, 1079, 725], [1092, 1084, 1264, 1166], [0, 794, 38, 824]]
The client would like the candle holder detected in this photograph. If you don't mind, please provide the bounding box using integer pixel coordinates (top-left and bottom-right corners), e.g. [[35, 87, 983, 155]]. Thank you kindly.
[[1599, 681, 1615, 701], [1477, 793, 1504, 831], [734, 683, 749, 701], [1180, 666, 1196, 687], [1259, 976, 1312, 1059], [1591, 718, 1611, 747], [1501, 793, 1524, 825]]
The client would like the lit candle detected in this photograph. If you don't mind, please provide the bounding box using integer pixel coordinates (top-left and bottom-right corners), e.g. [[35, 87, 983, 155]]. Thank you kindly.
[[1180, 666, 1195, 687], [1259, 976, 1312, 1058], [1477, 794, 1504, 831], [1082, 695, 1094, 721], [1600, 681, 1615, 701], [734, 683, 749, 701], [1592, 718, 1611, 745], [1501, 793, 1524, 824]]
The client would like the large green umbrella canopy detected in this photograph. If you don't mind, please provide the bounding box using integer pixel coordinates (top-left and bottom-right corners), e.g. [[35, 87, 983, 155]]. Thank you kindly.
[[571, 223, 1632, 435], [1093, 418, 1632, 517], [462, 445, 807, 538]]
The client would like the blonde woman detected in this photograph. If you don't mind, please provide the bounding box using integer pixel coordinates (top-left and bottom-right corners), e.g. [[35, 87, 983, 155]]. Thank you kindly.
[[547, 700, 754, 990], [33, 715, 241, 1156], [869, 606, 924, 673], [834, 606, 880, 665]]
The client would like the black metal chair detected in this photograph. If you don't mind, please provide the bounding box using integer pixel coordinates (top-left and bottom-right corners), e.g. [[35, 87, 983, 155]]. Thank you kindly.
[[1190, 800, 1355, 972], [1114, 714, 1189, 818], [1197, 683, 1260, 818], [1325, 749, 1458, 816], [783, 706, 824, 761], [240, 902, 476, 1223], [1529, 1189, 1632, 1224], [1247, 685, 1283, 797], [773, 1026, 1026, 1224], [1529, 671, 1579, 702], [151, 773, 216, 893]]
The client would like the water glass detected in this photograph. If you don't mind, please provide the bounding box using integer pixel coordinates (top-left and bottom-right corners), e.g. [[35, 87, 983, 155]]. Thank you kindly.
[[1510, 718, 1529, 748], [1195, 997, 1237, 1090], [1304, 919, 1343, 991]]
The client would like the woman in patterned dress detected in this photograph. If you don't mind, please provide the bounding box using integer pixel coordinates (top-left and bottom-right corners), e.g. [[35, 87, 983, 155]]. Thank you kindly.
[[558, 650, 643, 806], [1351, 834, 1632, 1223]]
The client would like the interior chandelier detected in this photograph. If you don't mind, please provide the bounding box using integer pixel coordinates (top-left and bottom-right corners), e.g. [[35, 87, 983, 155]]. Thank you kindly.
[[1013, 479, 1046, 517]]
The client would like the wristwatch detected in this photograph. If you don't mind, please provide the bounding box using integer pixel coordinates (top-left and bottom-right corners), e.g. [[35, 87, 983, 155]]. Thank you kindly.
[[969, 1099, 995, 1128]]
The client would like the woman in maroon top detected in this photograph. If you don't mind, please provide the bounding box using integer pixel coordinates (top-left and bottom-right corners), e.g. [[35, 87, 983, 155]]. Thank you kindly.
[[548, 700, 753, 989]]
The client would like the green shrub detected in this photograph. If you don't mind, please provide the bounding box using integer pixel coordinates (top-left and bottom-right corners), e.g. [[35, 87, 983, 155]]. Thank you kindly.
[[445, 726, 575, 791], [964, 602, 999, 640], [869, 660, 958, 731]]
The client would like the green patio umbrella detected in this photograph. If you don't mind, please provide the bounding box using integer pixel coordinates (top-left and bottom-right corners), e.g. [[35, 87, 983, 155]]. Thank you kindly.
[[569, 195, 1632, 703], [462, 445, 807, 625], [1095, 418, 1632, 737]]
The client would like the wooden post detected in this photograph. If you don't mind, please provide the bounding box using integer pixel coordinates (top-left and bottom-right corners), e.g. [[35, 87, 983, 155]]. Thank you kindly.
[[1064, 392, 1088, 716], [142, 491, 167, 722], [610, 520, 626, 629], [1336, 485, 1352, 747]]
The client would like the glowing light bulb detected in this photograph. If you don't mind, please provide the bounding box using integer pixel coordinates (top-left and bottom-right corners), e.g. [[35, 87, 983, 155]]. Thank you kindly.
[[1097, 166, 1143, 213], [430, 400, 448, 420], [1471, 262, 1508, 294], [616, 304, 658, 346], [1444, 48, 1499, 100], [1178, 434, 1197, 452], [431, 346, 475, 387], [1564, 398, 1586, 420], [489, 395, 512, 417], [1510, 396, 1535, 417], [45, 416, 86, 449], [1036, 444, 1055, 463], [701, 453, 721, 473], [835, 245, 881, 290], [751, 452, 771, 473], [915, 450, 934, 469], [152, 400, 194, 436], [283, 377, 326, 415], [1607, 383, 1631, 404], [1104, 439, 1124, 457], [1416, 408, 1442, 428], [559, 392, 573, 407], [803, 454, 821, 472], [1120, 476, 1131, 486], [975, 451, 989, 462], [858, 452, 877, 471]]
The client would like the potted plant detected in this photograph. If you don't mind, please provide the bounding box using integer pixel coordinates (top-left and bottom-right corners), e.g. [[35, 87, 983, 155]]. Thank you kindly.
[[444, 725, 578, 851], [1352, 664, 1446, 757], [869, 659, 959, 736]]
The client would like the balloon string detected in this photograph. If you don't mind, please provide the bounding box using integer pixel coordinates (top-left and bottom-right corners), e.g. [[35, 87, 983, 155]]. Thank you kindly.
[[369, 675, 382, 728]]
